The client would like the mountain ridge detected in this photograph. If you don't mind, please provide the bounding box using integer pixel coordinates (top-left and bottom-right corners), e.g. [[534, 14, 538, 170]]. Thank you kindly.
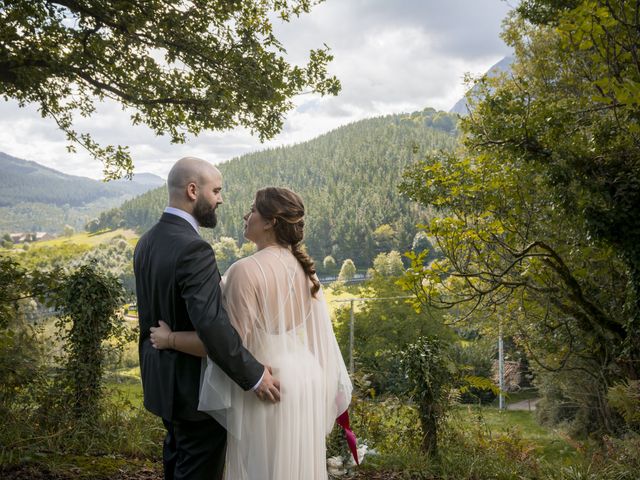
[[0, 152, 164, 233], [0, 151, 164, 207]]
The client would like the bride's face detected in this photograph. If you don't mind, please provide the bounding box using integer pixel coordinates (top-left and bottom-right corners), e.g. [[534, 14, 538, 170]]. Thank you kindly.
[[243, 203, 272, 243]]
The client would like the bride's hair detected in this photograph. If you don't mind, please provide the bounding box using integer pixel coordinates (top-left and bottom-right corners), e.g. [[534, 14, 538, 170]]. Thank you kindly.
[[254, 187, 320, 297]]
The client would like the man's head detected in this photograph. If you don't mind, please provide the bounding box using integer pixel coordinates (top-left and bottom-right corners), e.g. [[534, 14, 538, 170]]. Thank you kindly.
[[167, 157, 223, 228]]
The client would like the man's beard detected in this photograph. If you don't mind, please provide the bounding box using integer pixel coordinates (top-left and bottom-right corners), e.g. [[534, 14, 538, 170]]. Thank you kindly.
[[193, 196, 218, 229]]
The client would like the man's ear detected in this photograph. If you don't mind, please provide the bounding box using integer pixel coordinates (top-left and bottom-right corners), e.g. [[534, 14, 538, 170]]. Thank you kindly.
[[186, 182, 198, 201]]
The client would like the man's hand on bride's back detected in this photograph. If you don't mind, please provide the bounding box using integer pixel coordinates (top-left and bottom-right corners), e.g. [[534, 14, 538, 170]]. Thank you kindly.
[[254, 366, 281, 403]]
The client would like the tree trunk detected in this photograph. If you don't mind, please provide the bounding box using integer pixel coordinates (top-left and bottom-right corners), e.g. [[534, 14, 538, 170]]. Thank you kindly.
[[419, 404, 438, 457], [622, 256, 640, 381]]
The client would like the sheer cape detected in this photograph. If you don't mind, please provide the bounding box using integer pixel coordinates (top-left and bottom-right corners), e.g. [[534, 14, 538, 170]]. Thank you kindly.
[[198, 246, 352, 479]]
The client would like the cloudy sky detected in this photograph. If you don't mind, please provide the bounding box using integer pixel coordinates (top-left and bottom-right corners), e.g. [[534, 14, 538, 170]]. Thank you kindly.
[[0, 0, 515, 180]]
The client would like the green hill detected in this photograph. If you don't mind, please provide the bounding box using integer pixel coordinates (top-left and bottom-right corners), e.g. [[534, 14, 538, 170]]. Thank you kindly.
[[0, 152, 164, 233], [98, 108, 459, 269]]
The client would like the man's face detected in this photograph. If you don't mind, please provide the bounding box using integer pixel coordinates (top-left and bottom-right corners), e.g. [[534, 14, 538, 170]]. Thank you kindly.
[[193, 171, 223, 228]]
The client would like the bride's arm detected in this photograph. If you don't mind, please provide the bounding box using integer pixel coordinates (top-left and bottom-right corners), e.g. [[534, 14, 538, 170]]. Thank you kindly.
[[218, 259, 259, 341], [150, 321, 207, 357]]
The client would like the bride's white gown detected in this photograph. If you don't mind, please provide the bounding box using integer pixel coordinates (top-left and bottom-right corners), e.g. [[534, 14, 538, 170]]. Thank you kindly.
[[198, 246, 352, 480]]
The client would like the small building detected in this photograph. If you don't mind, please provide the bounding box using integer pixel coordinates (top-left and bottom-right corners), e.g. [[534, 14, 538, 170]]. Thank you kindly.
[[9, 231, 55, 243], [34, 232, 54, 241]]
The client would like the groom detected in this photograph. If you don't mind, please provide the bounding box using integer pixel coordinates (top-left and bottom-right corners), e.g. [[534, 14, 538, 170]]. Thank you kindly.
[[134, 157, 280, 480]]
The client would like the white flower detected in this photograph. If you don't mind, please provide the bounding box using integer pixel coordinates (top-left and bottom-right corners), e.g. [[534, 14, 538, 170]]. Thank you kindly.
[[346, 444, 369, 468], [327, 456, 346, 476]]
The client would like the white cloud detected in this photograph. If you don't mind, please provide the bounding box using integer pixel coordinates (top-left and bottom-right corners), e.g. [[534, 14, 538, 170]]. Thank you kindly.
[[0, 0, 514, 180]]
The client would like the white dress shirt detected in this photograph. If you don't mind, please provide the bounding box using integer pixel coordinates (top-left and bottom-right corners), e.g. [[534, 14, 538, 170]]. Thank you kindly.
[[164, 206, 199, 233]]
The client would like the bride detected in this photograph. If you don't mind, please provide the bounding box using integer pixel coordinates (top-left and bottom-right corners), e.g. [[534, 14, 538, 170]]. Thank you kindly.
[[150, 187, 352, 479]]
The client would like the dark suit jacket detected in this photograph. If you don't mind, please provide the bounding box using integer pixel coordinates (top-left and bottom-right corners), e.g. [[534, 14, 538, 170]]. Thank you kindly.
[[134, 212, 263, 421]]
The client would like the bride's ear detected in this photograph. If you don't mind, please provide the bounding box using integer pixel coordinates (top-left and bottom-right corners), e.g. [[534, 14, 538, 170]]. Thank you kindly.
[[264, 218, 276, 230]]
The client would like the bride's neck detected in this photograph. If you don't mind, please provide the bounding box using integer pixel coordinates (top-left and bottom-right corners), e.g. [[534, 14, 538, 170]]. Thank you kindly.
[[256, 241, 286, 251], [254, 229, 287, 251], [255, 233, 282, 251]]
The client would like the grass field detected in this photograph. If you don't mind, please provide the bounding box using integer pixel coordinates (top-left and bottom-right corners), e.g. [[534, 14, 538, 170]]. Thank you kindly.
[[455, 404, 577, 465], [0, 228, 139, 257], [324, 287, 367, 316], [490, 386, 541, 410], [108, 380, 144, 407], [37, 229, 139, 248]]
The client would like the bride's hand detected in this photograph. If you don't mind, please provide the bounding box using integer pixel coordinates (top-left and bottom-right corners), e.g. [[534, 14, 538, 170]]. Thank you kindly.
[[150, 320, 173, 350]]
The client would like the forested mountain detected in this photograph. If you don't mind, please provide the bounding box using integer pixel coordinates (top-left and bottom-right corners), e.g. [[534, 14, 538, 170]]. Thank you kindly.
[[0, 152, 164, 233], [100, 108, 459, 269], [0, 152, 164, 206]]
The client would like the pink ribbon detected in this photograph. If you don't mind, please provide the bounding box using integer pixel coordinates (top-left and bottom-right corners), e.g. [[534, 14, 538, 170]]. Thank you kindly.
[[336, 410, 359, 465]]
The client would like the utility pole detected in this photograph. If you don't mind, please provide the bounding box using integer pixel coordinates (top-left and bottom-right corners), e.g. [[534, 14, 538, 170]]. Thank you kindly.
[[349, 300, 355, 375], [498, 324, 505, 410]]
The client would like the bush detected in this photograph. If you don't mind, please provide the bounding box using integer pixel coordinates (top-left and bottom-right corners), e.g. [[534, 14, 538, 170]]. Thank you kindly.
[[327, 374, 424, 471], [534, 366, 624, 438], [0, 313, 47, 418], [0, 261, 156, 462], [323, 255, 336, 271], [451, 338, 498, 405], [607, 381, 640, 430]]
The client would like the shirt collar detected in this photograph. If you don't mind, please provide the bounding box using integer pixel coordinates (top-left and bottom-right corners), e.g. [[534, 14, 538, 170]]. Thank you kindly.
[[164, 207, 200, 234]]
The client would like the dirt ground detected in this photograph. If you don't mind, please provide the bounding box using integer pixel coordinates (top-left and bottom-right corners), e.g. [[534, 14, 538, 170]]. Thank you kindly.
[[0, 463, 427, 480], [0, 463, 160, 480]]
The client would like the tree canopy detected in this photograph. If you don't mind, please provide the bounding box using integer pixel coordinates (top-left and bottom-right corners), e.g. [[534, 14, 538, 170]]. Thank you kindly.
[[399, 0, 640, 435], [0, 0, 340, 178], [500, 0, 640, 309]]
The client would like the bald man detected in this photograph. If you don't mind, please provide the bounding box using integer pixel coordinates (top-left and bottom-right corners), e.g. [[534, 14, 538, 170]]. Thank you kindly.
[[134, 157, 280, 480]]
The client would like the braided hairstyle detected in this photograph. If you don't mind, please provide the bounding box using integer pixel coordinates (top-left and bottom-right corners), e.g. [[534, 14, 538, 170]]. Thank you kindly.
[[254, 187, 320, 297]]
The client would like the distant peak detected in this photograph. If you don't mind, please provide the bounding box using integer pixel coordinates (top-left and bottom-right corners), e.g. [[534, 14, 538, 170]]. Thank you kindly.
[[449, 55, 514, 115]]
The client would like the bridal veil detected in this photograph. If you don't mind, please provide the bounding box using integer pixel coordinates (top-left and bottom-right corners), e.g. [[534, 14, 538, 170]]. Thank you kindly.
[[198, 246, 352, 480]]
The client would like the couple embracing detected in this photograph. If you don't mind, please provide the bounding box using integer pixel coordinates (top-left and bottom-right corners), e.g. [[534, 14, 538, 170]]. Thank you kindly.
[[133, 157, 352, 480]]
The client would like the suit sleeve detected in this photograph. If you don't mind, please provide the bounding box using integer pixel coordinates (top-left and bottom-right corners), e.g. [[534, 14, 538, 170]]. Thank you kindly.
[[176, 238, 264, 391]]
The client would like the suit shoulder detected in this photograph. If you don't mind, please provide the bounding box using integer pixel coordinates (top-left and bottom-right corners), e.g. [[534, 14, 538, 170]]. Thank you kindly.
[[134, 223, 160, 249], [177, 236, 214, 263]]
